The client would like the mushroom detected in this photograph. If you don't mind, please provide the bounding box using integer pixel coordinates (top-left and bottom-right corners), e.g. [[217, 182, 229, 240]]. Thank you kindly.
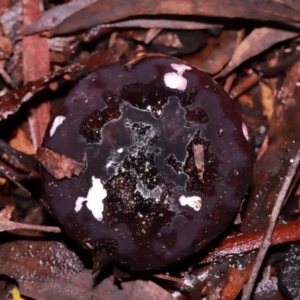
[[39, 54, 252, 271]]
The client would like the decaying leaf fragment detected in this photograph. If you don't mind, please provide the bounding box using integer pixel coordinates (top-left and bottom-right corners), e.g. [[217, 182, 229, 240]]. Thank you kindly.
[[36, 147, 85, 180], [193, 143, 205, 181]]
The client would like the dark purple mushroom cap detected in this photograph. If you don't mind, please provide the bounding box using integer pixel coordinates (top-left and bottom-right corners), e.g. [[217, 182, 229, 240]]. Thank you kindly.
[[40, 55, 252, 271]]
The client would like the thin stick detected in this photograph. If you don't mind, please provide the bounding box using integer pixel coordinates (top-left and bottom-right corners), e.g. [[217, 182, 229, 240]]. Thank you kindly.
[[242, 147, 300, 300], [154, 274, 193, 288], [0, 219, 61, 233]]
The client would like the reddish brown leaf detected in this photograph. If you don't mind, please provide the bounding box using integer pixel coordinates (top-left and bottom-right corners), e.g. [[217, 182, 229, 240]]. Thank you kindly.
[[229, 73, 260, 99], [221, 262, 255, 300], [22, 0, 51, 149], [260, 81, 275, 121], [201, 219, 300, 263], [207, 253, 256, 300], [36, 147, 86, 180], [0, 0, 9, 15], [22, 0, 50, 82]]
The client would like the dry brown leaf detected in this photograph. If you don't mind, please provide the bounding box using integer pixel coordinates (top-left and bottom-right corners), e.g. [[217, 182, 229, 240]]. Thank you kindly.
[[35, 0, 300, 36], [260, 81, 274, 120], [0, 35, 12, 59], [221, 262, 254, 300], [9, 127, 35, 155], [184, 30, 238, 75], [22, 0, 50, 82], [230, 73, 260, 99], [28, 101, 51, 150], [144, 28, 162, 44], [0, 0, 9, 15], [23, 0, 97, 35], [201, 220, 300, 263], [22, 0, 51, 149], [0, 239, 173, 300], [217, 27, 299, 78], [242, 60, 300, 231], [36, 147, 86, 180]]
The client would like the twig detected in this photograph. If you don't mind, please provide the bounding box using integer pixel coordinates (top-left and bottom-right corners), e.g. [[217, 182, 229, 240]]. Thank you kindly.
[[0, 219, 61, 233], [154, 274, 194, 288], [241, 146, 300, 300], [229, 72, 259, 99]]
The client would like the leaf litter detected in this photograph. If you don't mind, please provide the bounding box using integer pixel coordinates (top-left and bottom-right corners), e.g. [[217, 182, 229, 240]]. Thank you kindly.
[[2, 0, 300, 299]]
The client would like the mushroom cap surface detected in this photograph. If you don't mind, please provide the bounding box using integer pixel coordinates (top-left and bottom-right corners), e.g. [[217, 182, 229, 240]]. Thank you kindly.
[[40, 55, 252, 270]]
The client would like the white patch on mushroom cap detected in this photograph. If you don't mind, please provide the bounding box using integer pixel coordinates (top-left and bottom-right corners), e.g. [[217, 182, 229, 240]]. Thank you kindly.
[[170, 63, 192, 74], [163, 63, 191, 91], [179, 195, 202, 211], [106, 160, 114, 168], [242, 123, 249, 141], [74, 176, 107, 221], [50, 115, 66, 137]]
